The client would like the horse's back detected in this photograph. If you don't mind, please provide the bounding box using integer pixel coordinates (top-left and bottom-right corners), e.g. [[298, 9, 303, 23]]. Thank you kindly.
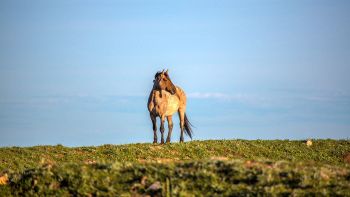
[[175, 86, 187, 110]]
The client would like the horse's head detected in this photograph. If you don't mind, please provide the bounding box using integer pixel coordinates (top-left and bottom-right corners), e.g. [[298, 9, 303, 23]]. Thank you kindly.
[[153, 69, 177, 95]]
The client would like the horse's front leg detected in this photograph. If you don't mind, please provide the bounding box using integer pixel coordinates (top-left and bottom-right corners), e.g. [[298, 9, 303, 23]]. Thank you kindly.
[[166, 115, 173, 143], [150, 113, 157, 144], [160, 115, 165, 144]]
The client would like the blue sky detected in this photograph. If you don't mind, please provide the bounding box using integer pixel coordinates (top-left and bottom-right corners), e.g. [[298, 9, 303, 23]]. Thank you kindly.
[[1, 0, 349, 146]]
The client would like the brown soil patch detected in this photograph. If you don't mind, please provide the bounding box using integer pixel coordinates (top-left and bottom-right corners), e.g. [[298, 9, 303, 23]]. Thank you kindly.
[[149, 145, 164, 151], [138, 158, 178, 164], [343, 153, 350, 164], [0, 174, 8, 185], [84, 159, 97, 164], [210, 156, 229, 161]]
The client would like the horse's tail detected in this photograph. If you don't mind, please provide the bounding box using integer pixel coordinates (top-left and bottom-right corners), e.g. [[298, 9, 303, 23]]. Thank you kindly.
[[184, 113, 193, 139]]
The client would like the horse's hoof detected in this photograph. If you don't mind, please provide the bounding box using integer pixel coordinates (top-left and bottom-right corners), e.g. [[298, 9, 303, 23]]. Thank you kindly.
[[153, 141, 157, 144]]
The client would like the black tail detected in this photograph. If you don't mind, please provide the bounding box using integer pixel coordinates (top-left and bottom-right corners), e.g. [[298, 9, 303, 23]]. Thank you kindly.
[[184, 114, 193, 139]]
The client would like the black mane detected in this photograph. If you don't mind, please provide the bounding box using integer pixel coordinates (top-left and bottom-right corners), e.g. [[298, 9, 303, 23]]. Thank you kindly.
[[154, 70, 170, 79], [154, 71, 162, 79]]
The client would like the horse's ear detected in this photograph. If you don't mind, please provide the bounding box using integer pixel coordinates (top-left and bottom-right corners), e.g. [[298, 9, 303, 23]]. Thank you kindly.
[[164, 69, 169, 77]]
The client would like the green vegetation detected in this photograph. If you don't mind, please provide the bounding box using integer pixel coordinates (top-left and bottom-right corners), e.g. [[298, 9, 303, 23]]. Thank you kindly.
[[0, 140, 349, 196]]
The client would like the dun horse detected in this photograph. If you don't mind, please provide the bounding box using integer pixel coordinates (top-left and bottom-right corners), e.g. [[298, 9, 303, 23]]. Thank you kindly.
[[148, 70, 193, 143]]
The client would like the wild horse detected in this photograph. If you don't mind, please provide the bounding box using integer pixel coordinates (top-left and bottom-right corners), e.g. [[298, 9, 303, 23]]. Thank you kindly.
[[147, 70, 193, 144]]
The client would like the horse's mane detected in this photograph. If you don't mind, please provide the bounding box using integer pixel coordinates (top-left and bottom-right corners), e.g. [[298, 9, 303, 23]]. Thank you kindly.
[[154, 71, 162, 79], [154, 71, 170, 79]]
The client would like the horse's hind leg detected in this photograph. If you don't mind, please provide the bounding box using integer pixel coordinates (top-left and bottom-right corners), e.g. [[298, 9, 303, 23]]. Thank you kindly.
[[150, 113, 157, 144], [160, 115, 166, 144], [166, 115, 173, 143], [178, 110, 185, 142]]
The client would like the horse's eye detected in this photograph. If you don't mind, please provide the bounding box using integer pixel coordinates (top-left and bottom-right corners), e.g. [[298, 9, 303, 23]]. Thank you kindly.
[[163, 78, 167, 81]]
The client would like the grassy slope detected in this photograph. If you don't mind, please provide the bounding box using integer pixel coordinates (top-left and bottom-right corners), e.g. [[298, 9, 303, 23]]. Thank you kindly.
[[0, 140, 350, 196]]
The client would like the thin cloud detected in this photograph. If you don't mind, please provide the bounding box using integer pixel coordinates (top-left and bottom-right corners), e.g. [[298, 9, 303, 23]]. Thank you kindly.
[[187, 92, 232, 100], [186, 91, 350, 108], [187, 92, 265, 104]]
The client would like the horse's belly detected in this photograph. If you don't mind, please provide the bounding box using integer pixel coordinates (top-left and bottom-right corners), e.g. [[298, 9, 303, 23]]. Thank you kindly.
[[165, 95, 179, 116]]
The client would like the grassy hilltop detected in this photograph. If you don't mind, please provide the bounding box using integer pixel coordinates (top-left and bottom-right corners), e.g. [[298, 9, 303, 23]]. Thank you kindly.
[[0, 140, 350, 196]]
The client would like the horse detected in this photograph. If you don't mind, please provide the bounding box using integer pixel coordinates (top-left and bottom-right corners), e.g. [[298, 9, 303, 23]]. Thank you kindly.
[[147, 69, 193, 144]]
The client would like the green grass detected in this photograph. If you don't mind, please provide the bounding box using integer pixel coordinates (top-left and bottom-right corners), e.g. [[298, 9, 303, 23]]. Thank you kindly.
[[0, 140, 349, 196]]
